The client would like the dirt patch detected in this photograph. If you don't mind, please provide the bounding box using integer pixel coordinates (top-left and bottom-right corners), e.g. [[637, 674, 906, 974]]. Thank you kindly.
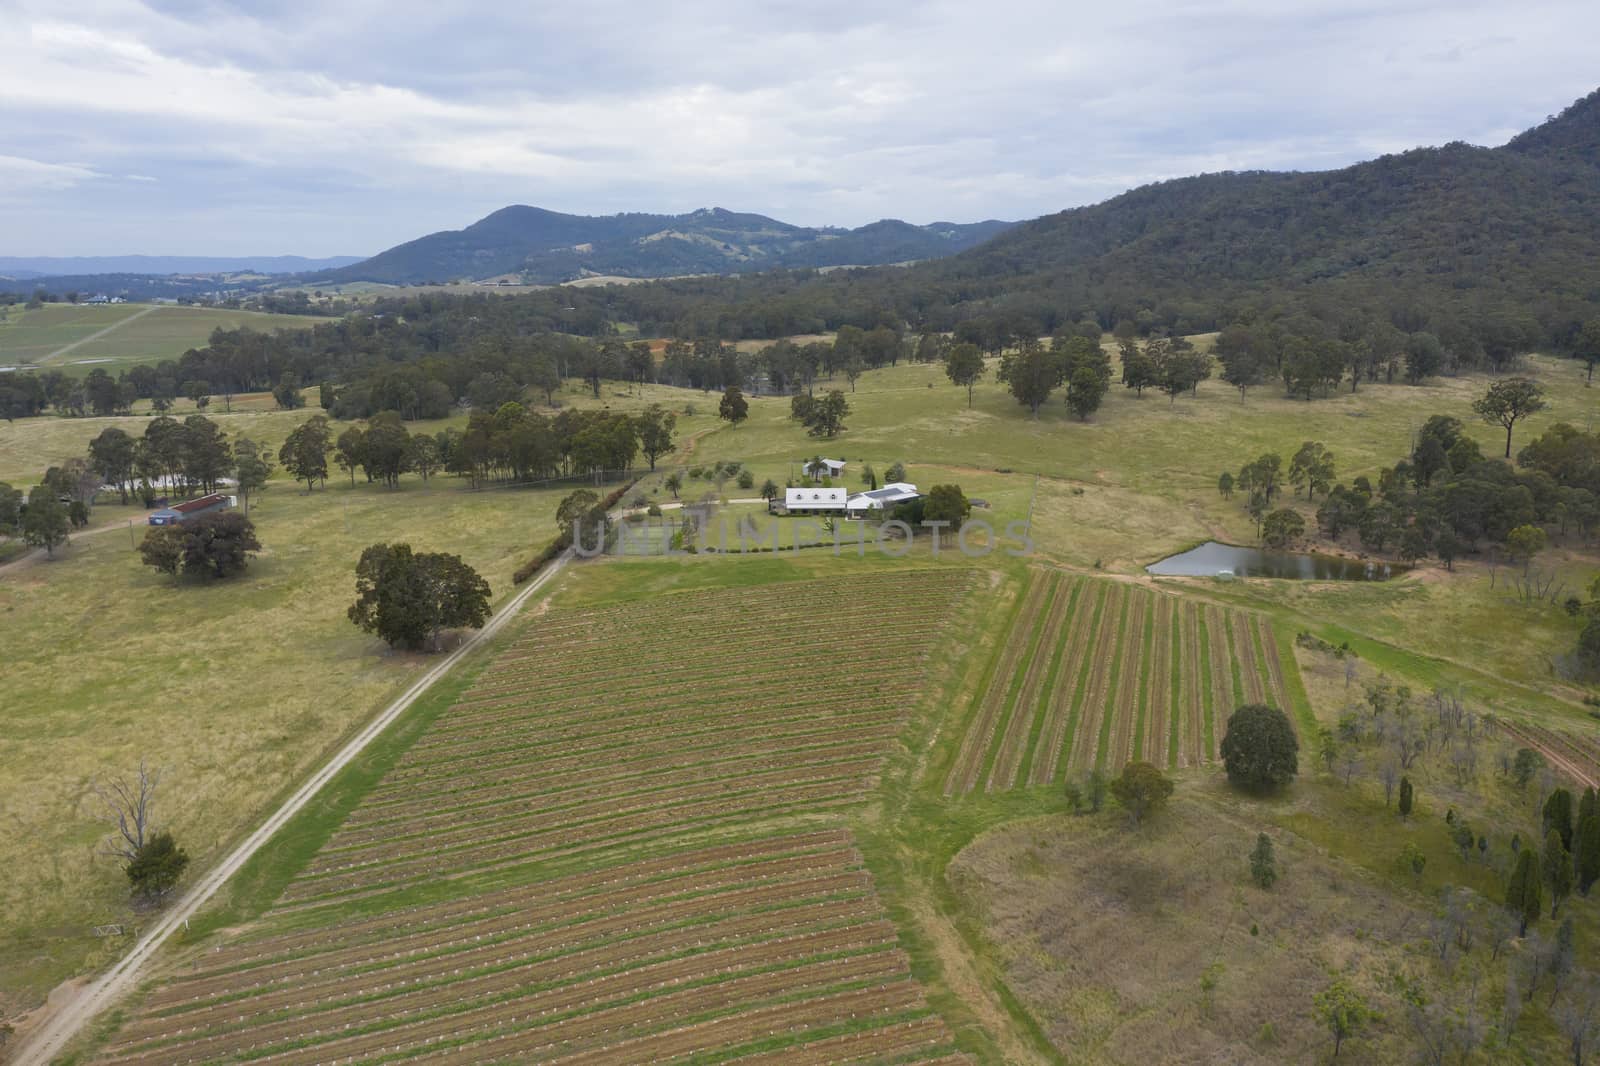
[[947, 790, 1432, 1065]]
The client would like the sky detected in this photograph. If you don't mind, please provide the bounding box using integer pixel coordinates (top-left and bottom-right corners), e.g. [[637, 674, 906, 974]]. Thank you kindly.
[[1, 0, 1596, 257]]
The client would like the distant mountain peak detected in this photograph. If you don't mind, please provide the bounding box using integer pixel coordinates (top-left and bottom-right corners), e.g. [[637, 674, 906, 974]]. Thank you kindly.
[[325, 206, 1015, 285]]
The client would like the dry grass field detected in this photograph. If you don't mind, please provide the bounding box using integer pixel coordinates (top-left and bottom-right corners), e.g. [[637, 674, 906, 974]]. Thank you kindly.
[[0, 479, 571, 1017]]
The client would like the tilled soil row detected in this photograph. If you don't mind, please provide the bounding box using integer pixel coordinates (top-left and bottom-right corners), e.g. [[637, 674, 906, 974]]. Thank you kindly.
[[458, 621, 942, 708], [283, 782, 859, 903], [314, 759, 880, 866], [1107, 591, 1148, 772], [986, 575, 1073, 792], [499, 573, 966, 640], [325, 746, 885, 853], [145, 867, 873, 1016], [350, 728, 897, 832], [1068, 584, 1125, 772], [1205, 605, 1233, 760], [206, 948, 912, 1066], [111, 917, 895, 1062], [420, 979, 931, 1066], [943, 573, 1048, 795], [1256, 616, 1293, 715], [1180, 600, 1205, 767], [420, 677, 888, 748], [728, 1014, 955, 1066], [1030, 579, 1103, 786], [1145, 594, 1173, 766], [171, 833, 851, 980], [379, 696, 889, 783], [492, 573, 971, 653], [1231, 610, 1265, 705]]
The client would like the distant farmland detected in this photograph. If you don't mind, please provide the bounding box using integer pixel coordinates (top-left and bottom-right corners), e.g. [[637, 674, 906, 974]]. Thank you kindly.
[[94, 569, 976, 1064], [0, 303, 327, 371], [945, 572, 1299, 795]]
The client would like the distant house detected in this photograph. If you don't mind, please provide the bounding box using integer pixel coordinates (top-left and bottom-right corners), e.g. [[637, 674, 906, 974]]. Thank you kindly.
[[846, 482, 919, 519], [802, 458, 846, 480], [85, 294, 110, 304], [148, 493, 234, 526], [770, 487, 847, 516]]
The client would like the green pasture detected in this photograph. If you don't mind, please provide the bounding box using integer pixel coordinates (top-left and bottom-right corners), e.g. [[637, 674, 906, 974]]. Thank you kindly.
[[0, 475, 571, 1014], [0, 303, 331, 373]]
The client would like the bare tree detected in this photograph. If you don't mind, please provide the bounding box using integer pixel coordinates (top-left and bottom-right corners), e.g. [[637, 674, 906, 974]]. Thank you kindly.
[[1450, 740, 1478, 786], [1503, 963, 1522, 1038], [1554, 976, 1600, 1066], [94, 760, 164, 863], [1379, 758, 1400, 807], [1489, 910, 1519, 962], [1339, 748, 1363, 786], [1446, 888, 1476, 954], [1394, 719, 1426, 770]]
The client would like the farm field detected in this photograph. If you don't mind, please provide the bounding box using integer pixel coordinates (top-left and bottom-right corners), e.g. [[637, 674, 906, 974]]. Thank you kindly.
[[943, 572, 1298, 795], [87, 569, 977, 1064], [0, 303, 329, 371], [0, 478, 574, 1017]]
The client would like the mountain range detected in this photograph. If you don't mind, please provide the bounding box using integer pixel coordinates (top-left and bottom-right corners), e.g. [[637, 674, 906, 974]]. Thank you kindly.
[[0, 254, 363, 280], [670, 86, 1600, 341], [321, 207, 1015, 285]]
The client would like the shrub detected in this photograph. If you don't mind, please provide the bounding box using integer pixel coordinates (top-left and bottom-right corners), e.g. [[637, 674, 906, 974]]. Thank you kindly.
[[737, 470, 755, 490], [1220, 704, 1299, 792], [126, 831, 189, 902], [1249, 833, 1278, 889]]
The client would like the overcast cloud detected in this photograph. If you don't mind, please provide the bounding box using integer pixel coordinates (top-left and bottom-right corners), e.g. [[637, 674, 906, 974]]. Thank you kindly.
[[1, 0, 1595, 256]]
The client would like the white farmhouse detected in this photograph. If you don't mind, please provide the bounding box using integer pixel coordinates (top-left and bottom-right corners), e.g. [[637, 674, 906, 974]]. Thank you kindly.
[[771, 487, 848, 516]]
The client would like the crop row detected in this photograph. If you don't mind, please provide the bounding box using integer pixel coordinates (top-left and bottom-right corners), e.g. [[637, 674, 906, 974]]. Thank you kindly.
[[1029, 578, 1104, 786], [112, 916, 897, 1061], [948, 576, 1301, 793], [350, 726, 898, 833], [162, 832, 864, 998], [380, 694, 896, 785], [325, 743, 886, 853], [99, 571, 972, 1065], [284, 780, 865, 904], [166, 832, 853, 984], [943, 572, 1051, 794]]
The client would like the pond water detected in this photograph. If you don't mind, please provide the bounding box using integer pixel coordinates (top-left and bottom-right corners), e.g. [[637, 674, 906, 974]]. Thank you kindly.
[[1146, 541, 1401, 581]]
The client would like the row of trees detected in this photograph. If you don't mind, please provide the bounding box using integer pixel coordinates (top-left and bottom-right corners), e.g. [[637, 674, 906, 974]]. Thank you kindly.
[[278, 403, 677, 492]]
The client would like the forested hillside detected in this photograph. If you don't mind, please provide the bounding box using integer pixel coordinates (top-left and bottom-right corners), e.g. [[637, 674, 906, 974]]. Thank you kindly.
[[552, 88, 1600, 349], [323, 206, 1014, 284]]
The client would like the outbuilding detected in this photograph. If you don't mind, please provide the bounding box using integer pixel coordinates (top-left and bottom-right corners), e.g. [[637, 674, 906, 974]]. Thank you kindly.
[[801, 458, 846, 480], [770, 487, 847, 516], [149, 492, 235, 526]]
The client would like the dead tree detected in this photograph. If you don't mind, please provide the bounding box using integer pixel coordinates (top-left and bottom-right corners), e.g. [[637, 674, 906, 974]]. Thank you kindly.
[[94, 760, 164, 863]]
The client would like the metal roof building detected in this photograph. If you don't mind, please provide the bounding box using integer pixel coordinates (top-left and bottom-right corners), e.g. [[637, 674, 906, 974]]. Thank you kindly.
[[149, 493, 234, 526], [846, 482, 919, 518], [773, 487, 848, 515]]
